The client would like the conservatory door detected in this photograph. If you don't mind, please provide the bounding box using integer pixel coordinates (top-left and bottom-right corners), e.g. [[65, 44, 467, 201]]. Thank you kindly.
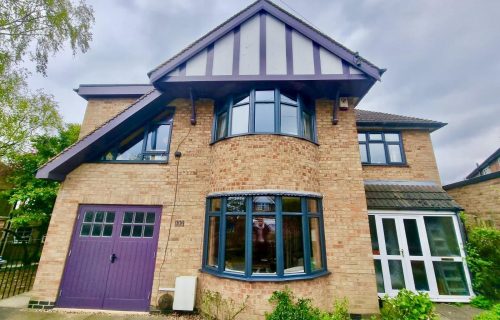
[[369, 212, 473, 302]]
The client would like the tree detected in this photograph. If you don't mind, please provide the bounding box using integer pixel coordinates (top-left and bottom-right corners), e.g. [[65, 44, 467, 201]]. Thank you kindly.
[[2, 123, 80, 227], [0, 0, 94, 159]]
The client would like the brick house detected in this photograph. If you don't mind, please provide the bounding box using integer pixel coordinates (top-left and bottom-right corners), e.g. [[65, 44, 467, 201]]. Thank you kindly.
[[444, 148, 500, 227], [30, 0, 474, 317]]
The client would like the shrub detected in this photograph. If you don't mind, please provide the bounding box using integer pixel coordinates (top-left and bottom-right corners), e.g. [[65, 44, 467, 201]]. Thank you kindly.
[[200, 290, 248, 320], [323, 298, 350, 320], [380, 289, 437, 320], [473, 304, 500, 320], [471, 295, 494, 310], [466, 226, 500, 300], [266, 288, 322, 320]]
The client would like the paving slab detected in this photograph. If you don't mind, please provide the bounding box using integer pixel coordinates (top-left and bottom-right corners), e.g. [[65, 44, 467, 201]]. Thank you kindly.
[[0, 292, 31, 308], [435, 303, 483, 320]]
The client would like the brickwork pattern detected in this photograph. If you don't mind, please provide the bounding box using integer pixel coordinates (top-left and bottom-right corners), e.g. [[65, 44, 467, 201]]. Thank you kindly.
[[79, 98, 136, 138], [362, 130, 441, 184], [30, 98, 411, 317], [447, 178, 500, 227]]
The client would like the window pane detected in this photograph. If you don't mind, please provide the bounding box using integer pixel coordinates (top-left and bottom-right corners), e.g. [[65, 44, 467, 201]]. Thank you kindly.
[[383, 219, 400, 255], [210, 198, 221, 212], [134, 212, 145, 223], [411, 261, 429, 291], [146, 212, 155, 224], [374, 260, 385, 293], [132, 225, 143, 237], [149, 124, 170, 151], [280, 104, 298, 135], [207, 216, 220, 268], [105, 212, 115, 223], [121, 225, 131, 237], [216, 112, 228, 139], [91, 224, 102, 237], [388, 145, 403, 163], [84, 211, 94, 222], [252, 216, 276, 274], [388, 260, 405, 289], [307, 199, 318, 213], [143, 225, 154, 237], [253, 196, 276, 212], [142, 154, 167, 161], [433, 262, 470, 295], [309, 218, 322, 270], [424, 217, 460, 256], [103, 224, 113, 237], [231, 104, 249, 135], [225, 215, 246, 272], [282, 197, 301, 212], [385, 133, 400, 142], [280, 93, 297, 104], [283, 216, 304, 273], [369, 133, 382, 140], [227, 197, 246, 212], [359, 144, 368, 163], [368, 215, 380, 255], [124, 212, 133, 223], [255, 90, 274, 101], [404, 219, 422, 256], [115, 128, 145, 161], [369, 143, 386, 164], [255, 103, 275, 132], [302, 111, 313, 140], [94, 211, 104, 223], [80, 224, 91, 236], [358, 133, 366, 142]]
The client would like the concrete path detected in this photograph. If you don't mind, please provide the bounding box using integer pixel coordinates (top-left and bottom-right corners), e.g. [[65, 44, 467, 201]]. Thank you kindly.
[[0, 308, 201, 319], [435, 303, 483, 320], [0, 292, 31, 308]]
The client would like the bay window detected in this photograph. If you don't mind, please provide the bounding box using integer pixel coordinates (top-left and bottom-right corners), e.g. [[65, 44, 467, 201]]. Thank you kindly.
[[203, 193, 327, 280]]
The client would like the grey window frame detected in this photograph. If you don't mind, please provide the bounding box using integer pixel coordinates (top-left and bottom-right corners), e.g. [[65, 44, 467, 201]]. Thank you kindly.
[[358, 131, 406, 165]]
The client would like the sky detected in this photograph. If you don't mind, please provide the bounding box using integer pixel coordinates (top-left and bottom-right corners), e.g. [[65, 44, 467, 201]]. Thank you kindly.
[[25, 0, 499, 185]]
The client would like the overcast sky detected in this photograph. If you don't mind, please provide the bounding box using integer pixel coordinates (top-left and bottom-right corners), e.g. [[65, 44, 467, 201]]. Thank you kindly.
[[25, 0, 499, 185]]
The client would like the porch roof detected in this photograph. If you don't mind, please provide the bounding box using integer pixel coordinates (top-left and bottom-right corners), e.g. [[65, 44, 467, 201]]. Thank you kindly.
[[365, 182, 462, 211]]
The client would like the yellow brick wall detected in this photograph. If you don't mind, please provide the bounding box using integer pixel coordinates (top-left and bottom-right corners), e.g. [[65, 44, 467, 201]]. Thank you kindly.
[[79, 98, 136, 138], [446, 178, 500, 227], [362, 130, 441, 184], [32, 98, 380, 317]]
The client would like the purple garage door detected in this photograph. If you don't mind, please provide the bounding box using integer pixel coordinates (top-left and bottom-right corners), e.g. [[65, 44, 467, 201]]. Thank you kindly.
[[57, 205, 161, 311]]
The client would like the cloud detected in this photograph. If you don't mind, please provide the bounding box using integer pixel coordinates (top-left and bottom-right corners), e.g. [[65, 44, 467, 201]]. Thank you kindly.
[[24, 0, 500, 184]]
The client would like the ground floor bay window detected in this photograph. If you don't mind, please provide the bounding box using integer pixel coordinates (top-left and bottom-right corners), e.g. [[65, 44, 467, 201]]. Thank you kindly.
[[368, 211, 474, 302], [202, 193, 327, 280]]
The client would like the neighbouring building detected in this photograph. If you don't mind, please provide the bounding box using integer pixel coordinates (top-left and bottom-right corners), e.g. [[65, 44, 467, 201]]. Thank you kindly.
[[30, 0, 474, 317], [444, 148, 500, 227]]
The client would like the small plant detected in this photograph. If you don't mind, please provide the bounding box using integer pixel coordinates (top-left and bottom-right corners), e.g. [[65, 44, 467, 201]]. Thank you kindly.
[[380, 289, 437, 320], [471, 295, 494, 310], [200, 290, 248, 320], [322, 298, 350, 320], [266, 288, 323, 320], [473, 304, 500, 320]]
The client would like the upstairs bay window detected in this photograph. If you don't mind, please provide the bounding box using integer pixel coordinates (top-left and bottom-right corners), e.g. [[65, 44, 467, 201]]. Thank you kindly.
[[213, 89, 316, 142], [358, 132, 405, 165], [100, 111, 173, 162], [203, 193, 327, 281]]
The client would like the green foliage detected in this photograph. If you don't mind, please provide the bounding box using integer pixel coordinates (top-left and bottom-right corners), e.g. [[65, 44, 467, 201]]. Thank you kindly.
[[379, 289, 437, 320], [1, 123, 80, 227], [266, 289, 350, 320], [0, 0, 94, 75], [471, 296, 494, 310], [473, 304, 500, 320], [466, 226, 500, 300], [200, 290, 248, 320]]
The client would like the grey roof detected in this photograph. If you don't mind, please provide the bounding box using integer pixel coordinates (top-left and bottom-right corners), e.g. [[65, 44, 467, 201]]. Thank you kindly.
[[355, 109, 446, 132], [75, 84, 153, 100], [365, 183, 462, 211], [466, 147, 500, 179], [444, 171, 500, 190]]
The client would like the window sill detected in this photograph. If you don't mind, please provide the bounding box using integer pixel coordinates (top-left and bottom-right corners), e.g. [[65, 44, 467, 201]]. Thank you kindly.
[[210, 133, 319, 146], [92, 160, 169, 164], [362, 163, 408, 167], [201, 267, 330, 282]]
